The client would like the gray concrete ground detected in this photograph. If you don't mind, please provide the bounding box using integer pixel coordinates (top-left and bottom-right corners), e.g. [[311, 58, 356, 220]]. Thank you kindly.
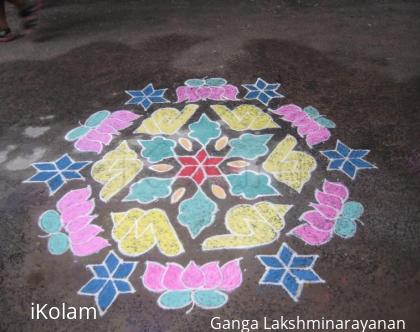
[[0, 0, 419, 331]]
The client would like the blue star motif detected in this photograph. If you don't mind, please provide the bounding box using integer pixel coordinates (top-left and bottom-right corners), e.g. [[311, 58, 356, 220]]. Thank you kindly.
[[24, 154, 91, 195], [125, 83, 169, 110], [321, 140, 377, 179], [257, 243, 324, 302], [78, 251, 137, 316], [242, 78, 284, 106]]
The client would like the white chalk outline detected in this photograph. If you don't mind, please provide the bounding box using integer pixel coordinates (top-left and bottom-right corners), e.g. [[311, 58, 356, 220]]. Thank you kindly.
[[202, 202, 292, 251], [23, 153, 92, 196], [210, 104, 280, 131], [257, 243, 324, 302], [110, 207, 185, 258], [78, 250, 137, 316]]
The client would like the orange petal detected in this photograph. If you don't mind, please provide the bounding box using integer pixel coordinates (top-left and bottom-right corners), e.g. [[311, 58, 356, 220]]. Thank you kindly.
[[149, 164, 174, 172], [178, 138, 193, 151], [215, 136, 229, 151], [171, 187, 186, 204], [227, 160, 250, 168], [211, 184, 226, 199]]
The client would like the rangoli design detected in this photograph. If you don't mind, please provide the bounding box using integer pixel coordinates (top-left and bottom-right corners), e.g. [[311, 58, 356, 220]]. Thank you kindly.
[[142, 259, 242, 312], [176, 78, 240, 103], [38, 186, 110, 256], [65, 110, 140, 154], [289, 181, 365, 245], [257, 243, 324, 302], [24, 78, 377, 316]]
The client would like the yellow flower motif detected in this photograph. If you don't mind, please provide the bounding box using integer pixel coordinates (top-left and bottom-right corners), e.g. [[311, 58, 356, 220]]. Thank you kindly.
[[211, 104, 279, 131], [202, 202, 291, 250], [135, 104, 198, 135], [91, 141, 142, 202], [111, 208, 184, 257], [263, 134, 316, 192]]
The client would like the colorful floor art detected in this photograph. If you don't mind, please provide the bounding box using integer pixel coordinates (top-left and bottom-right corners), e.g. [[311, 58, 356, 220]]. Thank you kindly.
[[24, 78, 377, 316]]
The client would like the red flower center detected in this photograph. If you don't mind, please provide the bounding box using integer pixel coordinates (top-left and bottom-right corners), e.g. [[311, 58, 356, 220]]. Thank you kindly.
[[177, 149, 224, 185]]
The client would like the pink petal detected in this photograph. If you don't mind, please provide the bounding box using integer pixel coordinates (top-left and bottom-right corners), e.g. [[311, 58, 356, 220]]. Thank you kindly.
[[176, 86, 189, 103], [220, 259, 242, 292], [182, 261, 205, 289], [65, 215, 97, 233], [306, 128, 331, 146], [201, 262, 223, 289], [142, 262, 166, 292], [95, 122, 119, 135], [57, 186, 92, 213], [162, 263, 187, 290], [301, 210, 335, 231], [101, 117, 129, 130], [61, 199, 95, 224], [75, 137, 103, 154], [69, 224, 103, 244], [85, 129, 112, 145], [290, 224, 333, 246], [297, 119, 318, 135], [196, 87, 211, 100], [311, 203, 340, 219], [315, 189, 344, 210], [323, 181, 349, 201], [71, 237, 110, 256], [290, 112, 308, 125], [272, 104, 301, 118], [178, 86, 200, 102], [222, 85, 240, 100], [110, 110, 140, 122], [209, 87, 225, 100]]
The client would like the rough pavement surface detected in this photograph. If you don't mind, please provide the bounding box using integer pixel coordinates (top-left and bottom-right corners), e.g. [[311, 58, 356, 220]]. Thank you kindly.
[[0, 0, 419, 331]]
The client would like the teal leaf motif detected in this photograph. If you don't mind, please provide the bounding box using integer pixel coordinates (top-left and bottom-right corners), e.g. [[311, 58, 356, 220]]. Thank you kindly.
[[138, 136, 176, 163], [39, 210, 62, 233], [315, 117, 336, 129], [227, 133, 272, 160], [303, 106, 320, 118], [227, 171, 279, 199], [64, 126, 91, 141], [48, 232, 70, 255], [178, 189, 218, 238], [334, 217, 357, 239], [188, 114, 221, 146], [342, 201, 364, 219], [124, 178, 173, 203], [303, 106, 336, 129], [193, 290, 228, 309], [158, 290, 193, 309], [85, 111, 111, 127], [334, 201, 364, 239]]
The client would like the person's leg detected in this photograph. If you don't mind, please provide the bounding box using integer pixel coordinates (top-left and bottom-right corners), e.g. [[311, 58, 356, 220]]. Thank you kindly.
[[5, 0, 41, 31], [6, 0, 25, 10], [0, 0, 8, 29], [0, 0, 15, 42]]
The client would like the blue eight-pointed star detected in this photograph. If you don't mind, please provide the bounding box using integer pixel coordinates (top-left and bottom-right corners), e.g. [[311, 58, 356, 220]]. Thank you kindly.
[[257, 243, 324, 302], [78, 251, 137, 316], [125, 83, 169, 111], [24, 154, 91, 195], [242, 78, 284, 106], [321, 140, 376, 179]]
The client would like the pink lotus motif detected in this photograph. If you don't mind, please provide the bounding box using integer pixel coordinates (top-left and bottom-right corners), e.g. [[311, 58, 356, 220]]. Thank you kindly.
[[290, 181, 348, 246], [142, 259, 243, 311], [38, 186, 110, 256], [271, 104, 332, 146], [143, 259, 242, 292], [65, 110, 140, 154], [176, 85, 240, 103]]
